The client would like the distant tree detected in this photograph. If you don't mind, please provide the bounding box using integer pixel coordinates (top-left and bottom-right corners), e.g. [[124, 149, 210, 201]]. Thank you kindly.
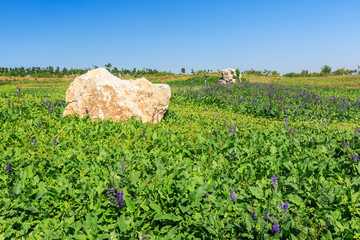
[[271, 71, 280, 76], [112, 67, 120, 76], [235, 69, 240, 81], [181, 68, 185, 74], [191, 69, 195, 74], [105, 63, 112, 71], [300, 70, 309, 77], [321, 65, 332, 75]]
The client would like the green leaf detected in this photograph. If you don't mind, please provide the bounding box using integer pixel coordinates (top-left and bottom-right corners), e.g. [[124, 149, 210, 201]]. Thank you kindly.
[[125, 197, 135, 212], [149, 202, 162, 213], [288, 194, 305, 208], [249, 187, 263, 199], [117, 215, 127, 233]]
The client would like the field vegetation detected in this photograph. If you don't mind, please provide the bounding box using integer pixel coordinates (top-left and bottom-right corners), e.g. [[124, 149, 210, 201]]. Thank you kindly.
[[1, 72, 360, 239]]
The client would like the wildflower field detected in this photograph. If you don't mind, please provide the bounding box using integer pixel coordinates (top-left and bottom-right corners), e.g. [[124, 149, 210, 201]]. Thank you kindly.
[[1, 76, 360, 239]]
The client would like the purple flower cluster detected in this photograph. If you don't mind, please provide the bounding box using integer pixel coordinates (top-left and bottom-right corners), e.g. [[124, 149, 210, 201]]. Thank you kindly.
[[288, 128, 296, 136], [263, 211, 270, 222], [271, 175, 278, 192], [343, 139, 349, 148], [272, 222, 280, 233], [121, 157, 127, 171], [278, 202, 289, 214], [37, 121, 43, 129], [204, 192, 211, 198], [108, 182, 124, 208], [30, 137, 37, 147], [50, 101, 56, 110], [176, 81, 360, 121], [6, 164, 11, 174], [53, 136, 58, 148], [249, 206, 257, 219], [229, 189, 237, 201], [352, 155, 359, 164], [229, 125, 236, 135]]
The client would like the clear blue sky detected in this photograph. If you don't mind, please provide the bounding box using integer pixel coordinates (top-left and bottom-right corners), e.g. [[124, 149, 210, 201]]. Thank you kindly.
[[1, 0, 359, 74]]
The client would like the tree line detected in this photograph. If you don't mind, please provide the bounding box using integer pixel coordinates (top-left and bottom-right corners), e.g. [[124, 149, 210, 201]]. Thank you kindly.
[[1, 64, 358, 78], [0, 64, 172, 78], [282, 65, 358, 77]]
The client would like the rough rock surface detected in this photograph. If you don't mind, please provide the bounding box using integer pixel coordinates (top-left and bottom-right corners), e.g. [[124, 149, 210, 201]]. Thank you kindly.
[[63, 68, 171, 123], [219, 68, 238, 84]]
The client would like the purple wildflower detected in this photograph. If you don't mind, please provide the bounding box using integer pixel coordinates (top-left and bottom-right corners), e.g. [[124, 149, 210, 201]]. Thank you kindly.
[[278, 202, 289, 213], [16, 88, 21, 95], [284, 119, 288, 127], [229, 189, 237, 201], [121, 157, 127, 171], [86, 108, 89, 114], [352, 155, 359, 164], [271, 175, 278, 187], [142, 235, 148, 240], [272, 222, 280, 233], [223, 120, 226, 127], [108, 182, 125, 208], [6, 164, 11, 174], [37, 121, 43, 129], [249, 206, 257, 219], [343, 139, 349, 148], [142, 131, 147, 139], [30, 137, 37, 147], [53, 136, 58, 148], [50, 101, 56, 110], [231, 125, 237, 135], [204, 192, 211, 198], [264, 211, 270, 222], [230, 152, 237, 158], [47, 106, 52, 114], [8, 99, 10, 108], [356, 129, 360, 134]]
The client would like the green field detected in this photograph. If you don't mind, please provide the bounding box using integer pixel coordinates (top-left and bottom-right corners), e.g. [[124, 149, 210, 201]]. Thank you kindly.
[[1, 76, 360, 239]]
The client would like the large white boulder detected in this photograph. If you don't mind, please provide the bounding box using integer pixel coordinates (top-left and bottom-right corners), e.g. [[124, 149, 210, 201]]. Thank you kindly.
[[220, 68, 237, 84], [63, 68, 171, 123]]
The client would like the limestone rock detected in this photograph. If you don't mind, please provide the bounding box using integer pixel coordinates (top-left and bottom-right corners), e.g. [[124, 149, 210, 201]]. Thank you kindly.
[[63, 68, 171, 123], [219, 68, 237, 84]]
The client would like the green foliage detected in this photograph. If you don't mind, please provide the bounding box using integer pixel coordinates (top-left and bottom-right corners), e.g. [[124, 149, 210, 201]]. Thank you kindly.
[[236, 69, 240, 82], [321, 65, 332, 75], [173, 79, 360, 122], [0, 84, 360, 238]]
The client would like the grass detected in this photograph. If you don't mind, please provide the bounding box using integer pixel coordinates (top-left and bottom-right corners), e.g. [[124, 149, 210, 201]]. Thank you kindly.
[[1, 74, 360, 239], [248, 75, 360, 88]]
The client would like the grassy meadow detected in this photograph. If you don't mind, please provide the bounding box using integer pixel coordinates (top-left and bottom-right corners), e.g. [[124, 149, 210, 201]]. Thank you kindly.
[[1, 74, 360, 239]]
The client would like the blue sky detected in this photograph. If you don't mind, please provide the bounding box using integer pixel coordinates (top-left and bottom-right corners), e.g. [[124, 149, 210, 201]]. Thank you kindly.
[[1, 0, 359, 74]]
